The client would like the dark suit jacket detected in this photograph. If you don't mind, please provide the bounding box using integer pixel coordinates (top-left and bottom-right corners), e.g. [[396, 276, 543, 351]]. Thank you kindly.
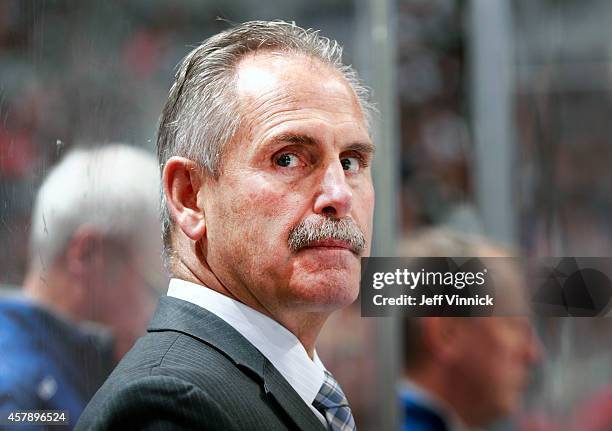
[[75, 296, 327, 431]]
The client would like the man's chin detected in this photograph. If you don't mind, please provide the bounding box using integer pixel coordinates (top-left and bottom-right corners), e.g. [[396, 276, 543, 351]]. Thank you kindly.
[[283, 250, 362, 308], [285, 276, 360, 312]]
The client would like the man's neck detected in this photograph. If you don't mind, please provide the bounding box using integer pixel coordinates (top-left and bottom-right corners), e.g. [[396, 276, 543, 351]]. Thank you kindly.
[[408, 370, 482, 430], [22, 268, 83, 323], [171, 258, 327, 358]]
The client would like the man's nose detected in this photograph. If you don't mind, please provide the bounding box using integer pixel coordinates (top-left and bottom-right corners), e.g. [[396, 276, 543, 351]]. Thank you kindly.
[[313, 161, 353, 218]]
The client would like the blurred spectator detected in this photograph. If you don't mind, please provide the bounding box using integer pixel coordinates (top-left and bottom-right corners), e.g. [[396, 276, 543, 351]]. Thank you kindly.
[[569, 387, 612, 431], [0, 144, 164, 429], [398, 229, 542, 431]]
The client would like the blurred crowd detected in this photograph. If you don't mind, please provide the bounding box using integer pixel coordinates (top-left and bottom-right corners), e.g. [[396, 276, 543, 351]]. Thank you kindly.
[[2, 0, 612, 430]]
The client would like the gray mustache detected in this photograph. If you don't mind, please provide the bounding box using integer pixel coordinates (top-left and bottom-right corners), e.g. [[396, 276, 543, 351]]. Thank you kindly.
[[288, 216, 366, 254]]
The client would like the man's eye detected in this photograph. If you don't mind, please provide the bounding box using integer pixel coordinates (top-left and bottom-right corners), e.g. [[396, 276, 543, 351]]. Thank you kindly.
[[341, 156, 360, 173], [276, 153, 300, 168]]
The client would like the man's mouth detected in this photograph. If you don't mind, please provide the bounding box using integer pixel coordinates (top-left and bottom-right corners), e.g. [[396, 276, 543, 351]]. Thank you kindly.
[[302, 239, 358, 254]]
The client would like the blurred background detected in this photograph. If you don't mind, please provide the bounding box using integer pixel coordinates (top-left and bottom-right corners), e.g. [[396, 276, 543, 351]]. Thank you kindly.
[[2, 0, 612, 430]]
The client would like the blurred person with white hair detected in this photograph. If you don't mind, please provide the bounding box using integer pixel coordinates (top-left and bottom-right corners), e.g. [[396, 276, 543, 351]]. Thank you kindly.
[[0, 144, 164, 428], [398, 229, 542, 431]]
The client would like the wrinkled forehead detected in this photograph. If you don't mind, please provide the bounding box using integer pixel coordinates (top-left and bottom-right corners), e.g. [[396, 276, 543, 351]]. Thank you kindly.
[[234, 51, 367, 124]]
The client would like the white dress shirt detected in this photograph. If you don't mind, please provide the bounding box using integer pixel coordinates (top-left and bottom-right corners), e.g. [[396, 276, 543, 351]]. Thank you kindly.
[[166, 278, 327, 424]]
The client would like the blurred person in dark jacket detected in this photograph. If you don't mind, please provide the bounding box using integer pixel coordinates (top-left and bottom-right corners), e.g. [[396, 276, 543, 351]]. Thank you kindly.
[[0, 144, 163, 429], [398, 229, 542, 431]]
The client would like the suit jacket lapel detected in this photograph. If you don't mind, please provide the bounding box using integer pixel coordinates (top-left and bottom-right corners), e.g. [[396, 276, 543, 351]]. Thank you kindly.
[[148, 296, 326, 431], [263, 360, 328, 431]]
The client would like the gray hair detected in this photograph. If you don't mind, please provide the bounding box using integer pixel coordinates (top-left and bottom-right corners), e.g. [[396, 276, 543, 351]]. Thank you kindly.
[[397, 227, 517, 258], [156, 20, 374, 264], [29, 144, 160, 271]]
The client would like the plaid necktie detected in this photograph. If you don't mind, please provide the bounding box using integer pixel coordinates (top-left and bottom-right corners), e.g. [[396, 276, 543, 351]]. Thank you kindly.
[[312, 370, 357, 431]]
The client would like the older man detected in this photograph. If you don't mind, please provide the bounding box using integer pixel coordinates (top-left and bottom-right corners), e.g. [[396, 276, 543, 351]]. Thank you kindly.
[[0, 145, 162, 428], [398, 229, 542, 431], [76, 20, 375, 431]]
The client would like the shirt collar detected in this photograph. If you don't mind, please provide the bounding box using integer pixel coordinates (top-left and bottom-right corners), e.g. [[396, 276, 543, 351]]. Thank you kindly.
[[400, 378, 475, 431], [166, 278, 326, 408]]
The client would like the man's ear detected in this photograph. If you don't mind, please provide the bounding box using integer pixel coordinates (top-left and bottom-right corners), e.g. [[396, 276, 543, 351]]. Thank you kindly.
[[65, 227, 106, 277], [163, 157, 207, 241], [423, 317, 464, 364]]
